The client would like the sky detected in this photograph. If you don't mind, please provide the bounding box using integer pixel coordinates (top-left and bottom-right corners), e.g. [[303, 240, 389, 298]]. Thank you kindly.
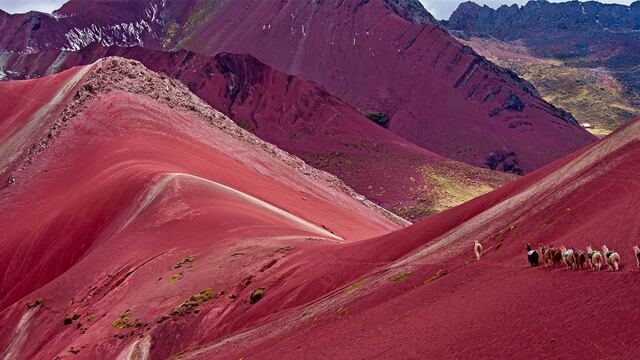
[[0, 0, 635, 19]]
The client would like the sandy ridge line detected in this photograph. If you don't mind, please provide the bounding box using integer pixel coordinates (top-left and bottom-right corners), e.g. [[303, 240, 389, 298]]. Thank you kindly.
[[0, 63, 93, 173], [182, 173, 344, 240], [1, 305, 40, 360], [118, 172, 343, 241], [3, 57, 408, 227]]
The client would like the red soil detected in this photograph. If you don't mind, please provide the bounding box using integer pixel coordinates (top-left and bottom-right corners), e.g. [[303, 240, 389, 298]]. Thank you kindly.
[[187, 116, 640, 360], [0, 45, 515, 217], [0, 59, 638, 359], [187, 112, 640, 358], [161, 0, 597, 173], [0, 65, 90, 181], [0, 0, 596, 174], [0, 59, 402, 358]]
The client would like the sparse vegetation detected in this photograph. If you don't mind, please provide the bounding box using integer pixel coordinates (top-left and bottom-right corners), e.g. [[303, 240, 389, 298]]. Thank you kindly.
[[175, 1, 230, 48], [275, 245, 294, 253], [174, 255, 196, 269], [167, 288, 218, 318], [112, 310, 132, 329], [396, 161, 514, 221], [496, 59, 640, 134], [249, 288, 266, 304], [236, 119, 258, 132], [425, 269, 448, 283], [163, 20, 180, 49], [343, 278, 369, 294], [26, 298, 44, 309], [394, 272, 411, 282], [305, 151, 355, 170], [540, 218, 553, 229], [422, 166, 495, 211], [169, 273, 183, 283]]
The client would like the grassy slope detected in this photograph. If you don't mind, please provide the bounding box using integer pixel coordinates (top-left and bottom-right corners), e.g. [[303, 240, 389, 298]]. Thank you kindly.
[[459, 36, 640, 136], [393, 161, 516, 221]]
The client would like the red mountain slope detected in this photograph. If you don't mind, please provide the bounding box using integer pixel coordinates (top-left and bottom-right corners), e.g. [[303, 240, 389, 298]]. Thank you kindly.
[[151, 0, 598, 173], [0, 44, 515, 219], [183, 115, 640, 360], [1, 58, 639, 359], [0, 58, 406, 358], [0, 0, 596, 174]]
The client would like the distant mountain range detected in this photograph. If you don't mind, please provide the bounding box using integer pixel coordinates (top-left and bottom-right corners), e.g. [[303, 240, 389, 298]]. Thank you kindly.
[[446, 0, 640, 134], [448, 0, 640, 39]]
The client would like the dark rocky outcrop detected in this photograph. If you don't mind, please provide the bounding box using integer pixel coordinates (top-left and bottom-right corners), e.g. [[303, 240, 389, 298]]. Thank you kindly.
[[449, 1, 640, 41], [486, 150, 522, 175], [503, 93, 525, 112]]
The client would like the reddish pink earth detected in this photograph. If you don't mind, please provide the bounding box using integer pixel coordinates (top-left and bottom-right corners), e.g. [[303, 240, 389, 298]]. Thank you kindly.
[[0, 0, 596, 174], [0, 45, 515, 217], [0, 60, 403, 359], [191, 117, 640, 360], [0, 60, 639, 359]]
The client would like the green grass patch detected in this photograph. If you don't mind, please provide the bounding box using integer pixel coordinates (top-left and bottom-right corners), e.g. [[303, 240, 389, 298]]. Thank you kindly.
[[174, 255, 196, 269], [112, 310, 132, 329], [343, 278, 369, 294], [168, 288, 218, 317], [394, 272, 411, 282]]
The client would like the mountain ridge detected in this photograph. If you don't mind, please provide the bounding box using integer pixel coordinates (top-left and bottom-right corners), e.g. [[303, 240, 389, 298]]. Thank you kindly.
[[0, 44, 516, 220], [0, 0, 596, 175], [447, 0, 640, 134]]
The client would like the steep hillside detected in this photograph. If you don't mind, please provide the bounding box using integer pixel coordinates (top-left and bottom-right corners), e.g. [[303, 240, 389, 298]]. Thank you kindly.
[[0, 1, 161, 52], [448, 1, 640, 134], [2, 58, 639, 359], [178, 115, 640, 359], [0, 0, 596, 174], [156, 0, 596, 173], [0, 44, 515, 220], [0, 58, 405, 359]]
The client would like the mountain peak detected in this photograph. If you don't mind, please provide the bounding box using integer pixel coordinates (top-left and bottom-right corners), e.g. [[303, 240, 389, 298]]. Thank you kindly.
[[383, 0, 439, 24], [449, 0, 640, 38]]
